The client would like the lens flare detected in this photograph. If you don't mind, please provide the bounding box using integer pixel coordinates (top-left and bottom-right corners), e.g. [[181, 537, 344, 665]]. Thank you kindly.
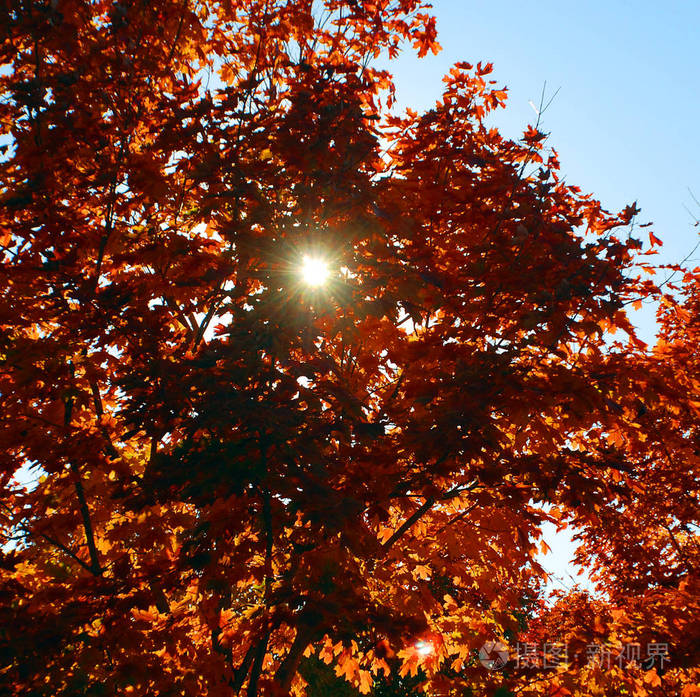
[[415, 641, 433, 656], [301, 256, 329, 287]]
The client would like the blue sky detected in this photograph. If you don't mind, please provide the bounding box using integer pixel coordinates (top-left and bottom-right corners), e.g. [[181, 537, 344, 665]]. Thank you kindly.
[[381, 0, 699, 591], [382, 0, 700, 345]]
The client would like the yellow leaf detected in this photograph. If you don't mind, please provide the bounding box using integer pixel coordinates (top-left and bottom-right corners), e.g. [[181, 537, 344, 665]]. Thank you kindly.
[[644, 670, 661, 687], [415, 564, 431, 580], [358, 670, 372, 694]]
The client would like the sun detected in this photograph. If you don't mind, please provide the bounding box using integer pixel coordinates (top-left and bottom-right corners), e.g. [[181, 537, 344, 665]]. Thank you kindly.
[[415, 640, 434, 656], [301, 255, 329, 287]]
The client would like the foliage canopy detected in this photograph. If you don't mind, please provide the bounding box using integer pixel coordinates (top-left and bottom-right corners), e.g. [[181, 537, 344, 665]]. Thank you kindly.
[[0, 1, 698, 695]]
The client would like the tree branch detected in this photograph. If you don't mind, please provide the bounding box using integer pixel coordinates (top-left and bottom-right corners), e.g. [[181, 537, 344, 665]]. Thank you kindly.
[[273, 626, 316, 694], [229, 640, 257, 694], [69, 466, 102, 576], [246, 628, 270, 697], [63, 361, 101, 575], [381, 497, 435, 553], [1, 503, 96, 575]]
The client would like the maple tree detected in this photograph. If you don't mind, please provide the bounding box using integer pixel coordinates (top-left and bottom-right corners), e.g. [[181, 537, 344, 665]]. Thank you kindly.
[[509, 270, 700, 697], [0, 1, 697, 696]]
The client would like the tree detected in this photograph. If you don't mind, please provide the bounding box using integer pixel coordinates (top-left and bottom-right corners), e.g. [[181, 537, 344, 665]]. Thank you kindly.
[[511, 267, 700, 697], [0, 1, 697, 696]]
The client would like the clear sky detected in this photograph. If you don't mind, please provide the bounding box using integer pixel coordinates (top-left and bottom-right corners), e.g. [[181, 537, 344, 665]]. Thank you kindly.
[[381, 0, 699, 592], [382, 0, 700, 344]]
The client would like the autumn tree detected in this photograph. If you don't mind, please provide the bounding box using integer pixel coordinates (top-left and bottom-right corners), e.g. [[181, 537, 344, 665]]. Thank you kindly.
[[0, 1, 697, 696], [509, 268, 700, 697]]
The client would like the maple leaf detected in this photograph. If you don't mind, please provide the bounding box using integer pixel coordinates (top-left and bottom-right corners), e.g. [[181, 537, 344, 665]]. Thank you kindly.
[[649, 230, 664, 246]]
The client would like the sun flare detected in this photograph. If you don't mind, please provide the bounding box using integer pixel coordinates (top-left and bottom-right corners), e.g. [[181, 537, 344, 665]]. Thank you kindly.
[[301, 256, 329, 287], [415, 641, 434, 656]]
